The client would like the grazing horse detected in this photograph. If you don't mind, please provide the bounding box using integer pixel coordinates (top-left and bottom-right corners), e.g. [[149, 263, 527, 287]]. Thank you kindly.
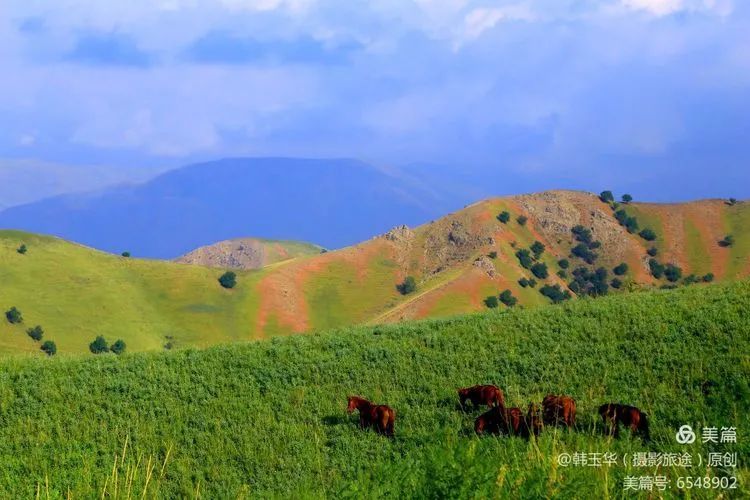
[[347, 396, 395, 437], [475, 406, 523, 436], [599, 403, 650, 441], [458, 385, 505, 409], [542, 394, 577, 428], [523, 403, 544, 438]]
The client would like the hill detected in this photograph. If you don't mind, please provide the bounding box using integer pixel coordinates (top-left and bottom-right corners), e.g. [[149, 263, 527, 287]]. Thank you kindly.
[[175, 237, 324, 269], [1, 191, 748, 355], [0, 281, 747, 497], [0, 158, 475, 258]]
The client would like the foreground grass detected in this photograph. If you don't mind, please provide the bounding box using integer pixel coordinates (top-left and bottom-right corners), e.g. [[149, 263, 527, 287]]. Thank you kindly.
[[0, 281, 748, 498]]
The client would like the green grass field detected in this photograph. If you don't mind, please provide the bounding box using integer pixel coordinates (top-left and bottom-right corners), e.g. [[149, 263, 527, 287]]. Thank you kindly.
[[0, 280, 747, 498]]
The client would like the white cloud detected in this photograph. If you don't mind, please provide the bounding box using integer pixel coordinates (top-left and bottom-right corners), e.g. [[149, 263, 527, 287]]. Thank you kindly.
[[621, 0, 733, 16], [456, 5, 534, 47]]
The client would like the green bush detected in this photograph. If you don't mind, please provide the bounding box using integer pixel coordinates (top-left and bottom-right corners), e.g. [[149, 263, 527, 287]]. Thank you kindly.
[[530, 262, 548, 280], [649, 259, 665, 279], [530, 241, 545, 259], [111, 339, 127, 355], [496, 211, 510, 223], [89, 336, 109, 354], [40, 340, 56, 356], [599, 190, 614, 203], [498, 289, 517, 307], [218, 271, 237, 289], [571, 225, 593, 245], [613, 263, 628, 276], [558, 258, 569, 269], [647, 247, 658, 257], [683, 274, 700, 285], [557, 270, 567, 279], [610, 278, 623, 289], [702, 273, 715, 283], [5, 307, 23, 324], [397, 276, 417, 295], [515, 249, 533, 269], [664, 264, 683, 283], [639, 228, 657, 241], [516, 215, 527, 226], [26, 325, 44, 342], [484, 296, 499, 308], [487, 251, 497, 259], [621, 194, 633, 203], [17, 244, 27, 255], [719, 235, 734, 247], [571, 243, 597, 264], [569, 267, 609, 297], [121, 251, 131, 258], [539, 284, 571, 303]]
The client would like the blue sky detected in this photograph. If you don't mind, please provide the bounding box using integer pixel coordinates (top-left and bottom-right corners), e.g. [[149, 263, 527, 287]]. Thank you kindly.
[[1, 0, 748, 202]]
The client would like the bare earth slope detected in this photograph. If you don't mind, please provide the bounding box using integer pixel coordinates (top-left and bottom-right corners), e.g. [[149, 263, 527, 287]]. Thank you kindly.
[[175, 238, 323, 270]]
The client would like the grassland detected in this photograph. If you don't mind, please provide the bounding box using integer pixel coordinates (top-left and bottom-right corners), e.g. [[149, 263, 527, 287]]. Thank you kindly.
[[0, 281, 747, 498]]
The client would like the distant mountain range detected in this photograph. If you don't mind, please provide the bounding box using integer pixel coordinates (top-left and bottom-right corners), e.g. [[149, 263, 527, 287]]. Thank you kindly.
[[0, 158, 485, 258]]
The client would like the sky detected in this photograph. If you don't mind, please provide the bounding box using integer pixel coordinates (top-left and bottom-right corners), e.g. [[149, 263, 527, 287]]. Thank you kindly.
[[1, 0, 749, 202]]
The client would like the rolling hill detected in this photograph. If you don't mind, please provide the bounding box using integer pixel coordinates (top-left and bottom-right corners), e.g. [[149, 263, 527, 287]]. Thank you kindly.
[[0, 190, 747, 356], [175, 237, 324, 269], [0, 280, 747, 497]]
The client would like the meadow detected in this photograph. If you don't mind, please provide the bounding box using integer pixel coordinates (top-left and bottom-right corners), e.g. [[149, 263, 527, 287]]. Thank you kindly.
[[0, 280, 747, 498]]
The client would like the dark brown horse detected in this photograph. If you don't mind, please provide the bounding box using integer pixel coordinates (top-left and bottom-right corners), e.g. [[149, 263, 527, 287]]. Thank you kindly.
[[523, 403, 544, 438], [475, 406, 523, 436], [542, 394, 576, 427], [458, 385, 505, 409], [599, 403, 650, 441], [347, 396, 395, 437]]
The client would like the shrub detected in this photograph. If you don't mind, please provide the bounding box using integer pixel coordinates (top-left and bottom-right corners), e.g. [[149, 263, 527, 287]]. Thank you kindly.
[[516, 215, 528, 226], [530, 241, 545, 259], [111, 339, 127, 355], [530, 262, 548, 280], [539, 284, 571, 304], [611, 278, 623, 289], [664, 264, 682, 283], [621, 194, 633, 203], [558, 258, 569, 269], [518, 278, 530, 288], [613, 263, 629, 276], [727, 198, 738, 206], [571, 225, 593, 245], [647, 247, 658, 257], [17, 244, 27, 255], [702, 273, 715, 283], [614, 209, 628, 225], [89, 336, 109, 354], [588, 240, 601, 250], [484, 296, 499, 308], [499, 290, 517, 307], [624, 217, 639, 234], [397, 276, 417, 295], [26, 325, 44, 342], [487, 251, 497, 259], [649, 259, 664, 279], [683, 274, 699, 285], [219, 271, 237, 289], [571, 243, 597, 264], [40, 341, 57, 356], [557, 270, 567, 279], [570, 266, 609, 297], [121, 251, 131, 258], [5, 307, 23, 324], [515, 249, 533, 269], [528, 278, 537, 288], [718, 235, 734, 247], [497, 211, 511, 223], [639, 228, 657, 241], [599, 190, 614, 203]]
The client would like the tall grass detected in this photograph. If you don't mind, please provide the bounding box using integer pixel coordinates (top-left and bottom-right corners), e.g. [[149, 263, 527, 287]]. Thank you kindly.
[[1, 281, 748, 498]]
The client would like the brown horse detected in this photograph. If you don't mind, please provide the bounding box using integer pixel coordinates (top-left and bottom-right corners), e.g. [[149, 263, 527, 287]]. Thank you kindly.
[[523, 403, 544, 438], [347, 396, 395, 437], [542, 394, 576, 427], [458, 385, 505, 409], [599, 403, 650, 441], [475, 406, 523, 436]]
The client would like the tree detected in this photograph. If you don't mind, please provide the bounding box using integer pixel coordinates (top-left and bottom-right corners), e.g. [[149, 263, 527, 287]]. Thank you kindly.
[[557, 270, 567, 279], [516, 215, 528, 226], [499, 289, 517, 307], [613, 263, 629, 276], [571, 243, 597, 264], [683, 274, 699, 285], [621, 194, 633, 204], [719, 235, 734, 247], [484, 295, 499, 308], [639, 228, 657, 241], [599, 190, 614, 203], [624, 217, 639, 234], [397, 276, 417, 295], [664, 264, 682, 283], [727, 198, 738, 206], [647, 247, 658, 257], [89, 336, 109, 354], [515, 249, 533, 269], [121, 251, 131, 257], [530, 262, 548, 280], [558, 258, 569, 269], [218, 271, 237, 289], [539, 284, 571, 304], [487, 251, 497, 259], [40, 341, 57, 356], [26, 325, 44, 342], [611, 278, 623, 289], [518, 277, 530, 288], [497, 211, 511, 223], [111, 339, 126, 355], [649, 259, 665, 279], [17, 244, 27, 254], [702, 273, 714, 283], [5, 307, 22, 324], [571, 225, 593, 245], [530, 241, 545, 259]]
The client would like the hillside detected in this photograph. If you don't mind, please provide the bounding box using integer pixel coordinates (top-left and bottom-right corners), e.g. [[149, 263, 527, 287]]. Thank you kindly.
[[1, 190, 748, 355], [175, 237, 324, 269], [0, 281, 747, 497]]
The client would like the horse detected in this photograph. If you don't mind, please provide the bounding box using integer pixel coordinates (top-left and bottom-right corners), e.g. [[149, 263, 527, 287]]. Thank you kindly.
[[599, 403, 650, 441], [475, 406, 523, 436], [458, 385, 505, 409], [346, 396, 396, 437], [542, 394, 576, 427], [523, 403, 544, 438]]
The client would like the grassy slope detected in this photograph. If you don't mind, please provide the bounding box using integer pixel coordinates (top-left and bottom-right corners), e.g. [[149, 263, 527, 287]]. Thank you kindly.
[[0, 281, 747, 498]]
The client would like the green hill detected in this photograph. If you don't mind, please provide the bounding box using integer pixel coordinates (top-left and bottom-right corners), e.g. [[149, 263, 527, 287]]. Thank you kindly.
[[0, 281, 747, 497]]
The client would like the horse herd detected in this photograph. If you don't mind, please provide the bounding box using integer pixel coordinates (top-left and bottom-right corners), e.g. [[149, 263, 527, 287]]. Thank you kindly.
[[347, 385, 650, 441]]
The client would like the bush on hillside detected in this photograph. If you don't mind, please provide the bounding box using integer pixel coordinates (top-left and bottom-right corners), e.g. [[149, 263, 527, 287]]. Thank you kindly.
[[219, 271, 237, 289], [397, 276, 417, 295], [484, 296, 499, 308], [683, 274, 700, 285], [530, 262, 548, 280], [539, 284, 571, 304], [515, 249, 533, 269], [571, 243, 598, 264], [530, 241, 545, 259], [569, 266, 609, 297], [557, 270, 567, 279], [621, 194, 633, 203], [613, 263, 629, 276], [26, 325, 44, 342], [639, 228, 657, 241], [17, 244, 27, 255], [703, 273, 715, 283], [5, 307, 22, 324], [497, 211, 511, 223], [111, 339, 127, 355], [718, 235, 734, 247], [89, 336, 109, 354], [599, 190, 614, 203], [558, 258, 569, 269], [611, 278, 623, 289], [499, 289, 517, 307], [647, 247, 658, 257], [487, 251, 497, 259], [664, 264, 683, 283], [649, 259, 665, 279], [571, 225, 593, 245], [121, 251, 131, 258], [516, 215, 528, 226], [727, 198, 738, 206], [40, 340, 56, 356]]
